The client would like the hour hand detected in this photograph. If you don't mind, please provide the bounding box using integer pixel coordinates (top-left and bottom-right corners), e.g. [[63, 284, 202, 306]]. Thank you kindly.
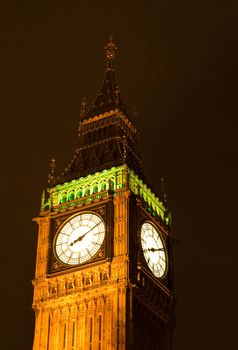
[[70, 222, 101, 246], [70, 229, 90, 246], [70, 235, 84, 246], [145, 247, 164, 252]]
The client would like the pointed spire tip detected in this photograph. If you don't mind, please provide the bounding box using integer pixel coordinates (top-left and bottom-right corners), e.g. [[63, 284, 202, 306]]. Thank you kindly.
[[80, 97, 87, 119], [105, 35, 117, 62]]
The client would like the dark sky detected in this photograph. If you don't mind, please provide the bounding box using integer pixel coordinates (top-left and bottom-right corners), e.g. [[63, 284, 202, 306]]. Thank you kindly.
[[0, 1, 237, 349]]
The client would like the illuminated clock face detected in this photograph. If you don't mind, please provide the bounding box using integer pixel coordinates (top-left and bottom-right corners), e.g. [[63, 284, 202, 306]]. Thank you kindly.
[[55, 212, 105, 265], [141, 222, 167, 278]]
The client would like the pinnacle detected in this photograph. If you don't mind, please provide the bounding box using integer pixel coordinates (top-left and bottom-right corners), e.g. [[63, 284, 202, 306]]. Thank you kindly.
[[105, 35, 117, 63], [81, 36, 127, 120]]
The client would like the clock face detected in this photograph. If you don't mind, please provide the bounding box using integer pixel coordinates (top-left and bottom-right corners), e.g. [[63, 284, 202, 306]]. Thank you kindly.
[[55, 212, 105, 265], [141, 222, 167, 278]]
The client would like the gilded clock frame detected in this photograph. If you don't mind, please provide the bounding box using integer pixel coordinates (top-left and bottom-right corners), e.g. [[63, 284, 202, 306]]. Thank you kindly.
[[48, 201, 114, 274], [53, 210, 106, 267]]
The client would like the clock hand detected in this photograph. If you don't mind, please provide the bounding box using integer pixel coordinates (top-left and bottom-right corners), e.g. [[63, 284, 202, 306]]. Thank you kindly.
[[145, 248, 164, 253], [70, 221, 101, 246]]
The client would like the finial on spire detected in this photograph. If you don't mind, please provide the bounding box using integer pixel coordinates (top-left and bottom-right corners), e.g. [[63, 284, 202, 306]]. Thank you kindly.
[[80, 97, 87, 119], [160, 177, 167, 203], [122, 135, 127, 161], [105, 35, 117, 63], [48, 158, 56, 184]]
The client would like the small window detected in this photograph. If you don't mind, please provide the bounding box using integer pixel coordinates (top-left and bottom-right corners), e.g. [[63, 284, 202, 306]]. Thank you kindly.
[[68, 192, 74, 201], [110, 179, 115, 190], [61, 194, 67, 204], [85, 187, 90, 196], [101, 182, 106, 191], [77, 189, 83, 198]]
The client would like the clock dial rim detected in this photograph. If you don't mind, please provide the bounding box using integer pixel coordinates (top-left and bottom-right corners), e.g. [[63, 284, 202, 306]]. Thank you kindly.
[[140, 221, 168, 278], [54, 211, 105, 266]]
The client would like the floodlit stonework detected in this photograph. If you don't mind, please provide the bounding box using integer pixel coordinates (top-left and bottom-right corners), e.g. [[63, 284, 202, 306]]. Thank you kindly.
[[32, 37, 175, 350]]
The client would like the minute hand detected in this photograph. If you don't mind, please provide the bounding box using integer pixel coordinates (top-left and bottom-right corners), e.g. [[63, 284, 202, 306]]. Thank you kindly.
[[70, 222, 101, 246]]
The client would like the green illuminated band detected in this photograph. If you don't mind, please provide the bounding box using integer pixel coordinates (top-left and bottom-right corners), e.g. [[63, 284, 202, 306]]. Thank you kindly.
[[41, 165, 170, 225]]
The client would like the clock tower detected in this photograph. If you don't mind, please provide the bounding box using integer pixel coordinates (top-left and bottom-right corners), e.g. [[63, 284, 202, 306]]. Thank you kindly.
[[32, 37, 175, 350]]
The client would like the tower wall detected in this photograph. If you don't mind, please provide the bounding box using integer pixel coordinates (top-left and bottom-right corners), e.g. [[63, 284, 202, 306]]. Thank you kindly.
[[32, 37, 175, 350], [33, 189, 131, 350]]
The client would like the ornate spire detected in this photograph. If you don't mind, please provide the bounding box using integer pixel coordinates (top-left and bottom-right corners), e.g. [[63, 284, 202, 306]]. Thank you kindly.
[[82, 35, 127, 120], [50, 38, 143, 187]]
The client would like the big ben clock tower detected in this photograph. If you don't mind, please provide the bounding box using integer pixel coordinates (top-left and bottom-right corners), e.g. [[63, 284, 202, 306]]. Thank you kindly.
[[32, 37, 175, 350]]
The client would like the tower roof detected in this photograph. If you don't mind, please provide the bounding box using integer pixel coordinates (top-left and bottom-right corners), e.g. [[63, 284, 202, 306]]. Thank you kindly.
[[82, 36, 127, 120], [49, 37, 144, 187]]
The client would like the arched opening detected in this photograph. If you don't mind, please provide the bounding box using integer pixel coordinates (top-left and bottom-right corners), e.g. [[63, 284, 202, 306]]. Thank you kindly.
[[101, 182, 107, 191], [68, 192, 74, 201], [93, 184, 98, 193], [77, 188, 83, 198], [85, 187, 91, 196], [60, 193, 67, 204]]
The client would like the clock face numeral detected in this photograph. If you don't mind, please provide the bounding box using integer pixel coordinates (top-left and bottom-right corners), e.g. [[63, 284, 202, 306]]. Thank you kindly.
[[141, 222, 167, 278], [54, 212, 105, 265]]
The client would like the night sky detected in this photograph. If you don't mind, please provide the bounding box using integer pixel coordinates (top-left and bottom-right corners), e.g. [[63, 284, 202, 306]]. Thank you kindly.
[[0, 1, 237, 349]]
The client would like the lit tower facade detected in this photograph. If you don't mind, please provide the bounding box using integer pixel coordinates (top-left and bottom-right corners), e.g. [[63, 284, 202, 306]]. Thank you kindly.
[[32, 37, 175, 350]]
